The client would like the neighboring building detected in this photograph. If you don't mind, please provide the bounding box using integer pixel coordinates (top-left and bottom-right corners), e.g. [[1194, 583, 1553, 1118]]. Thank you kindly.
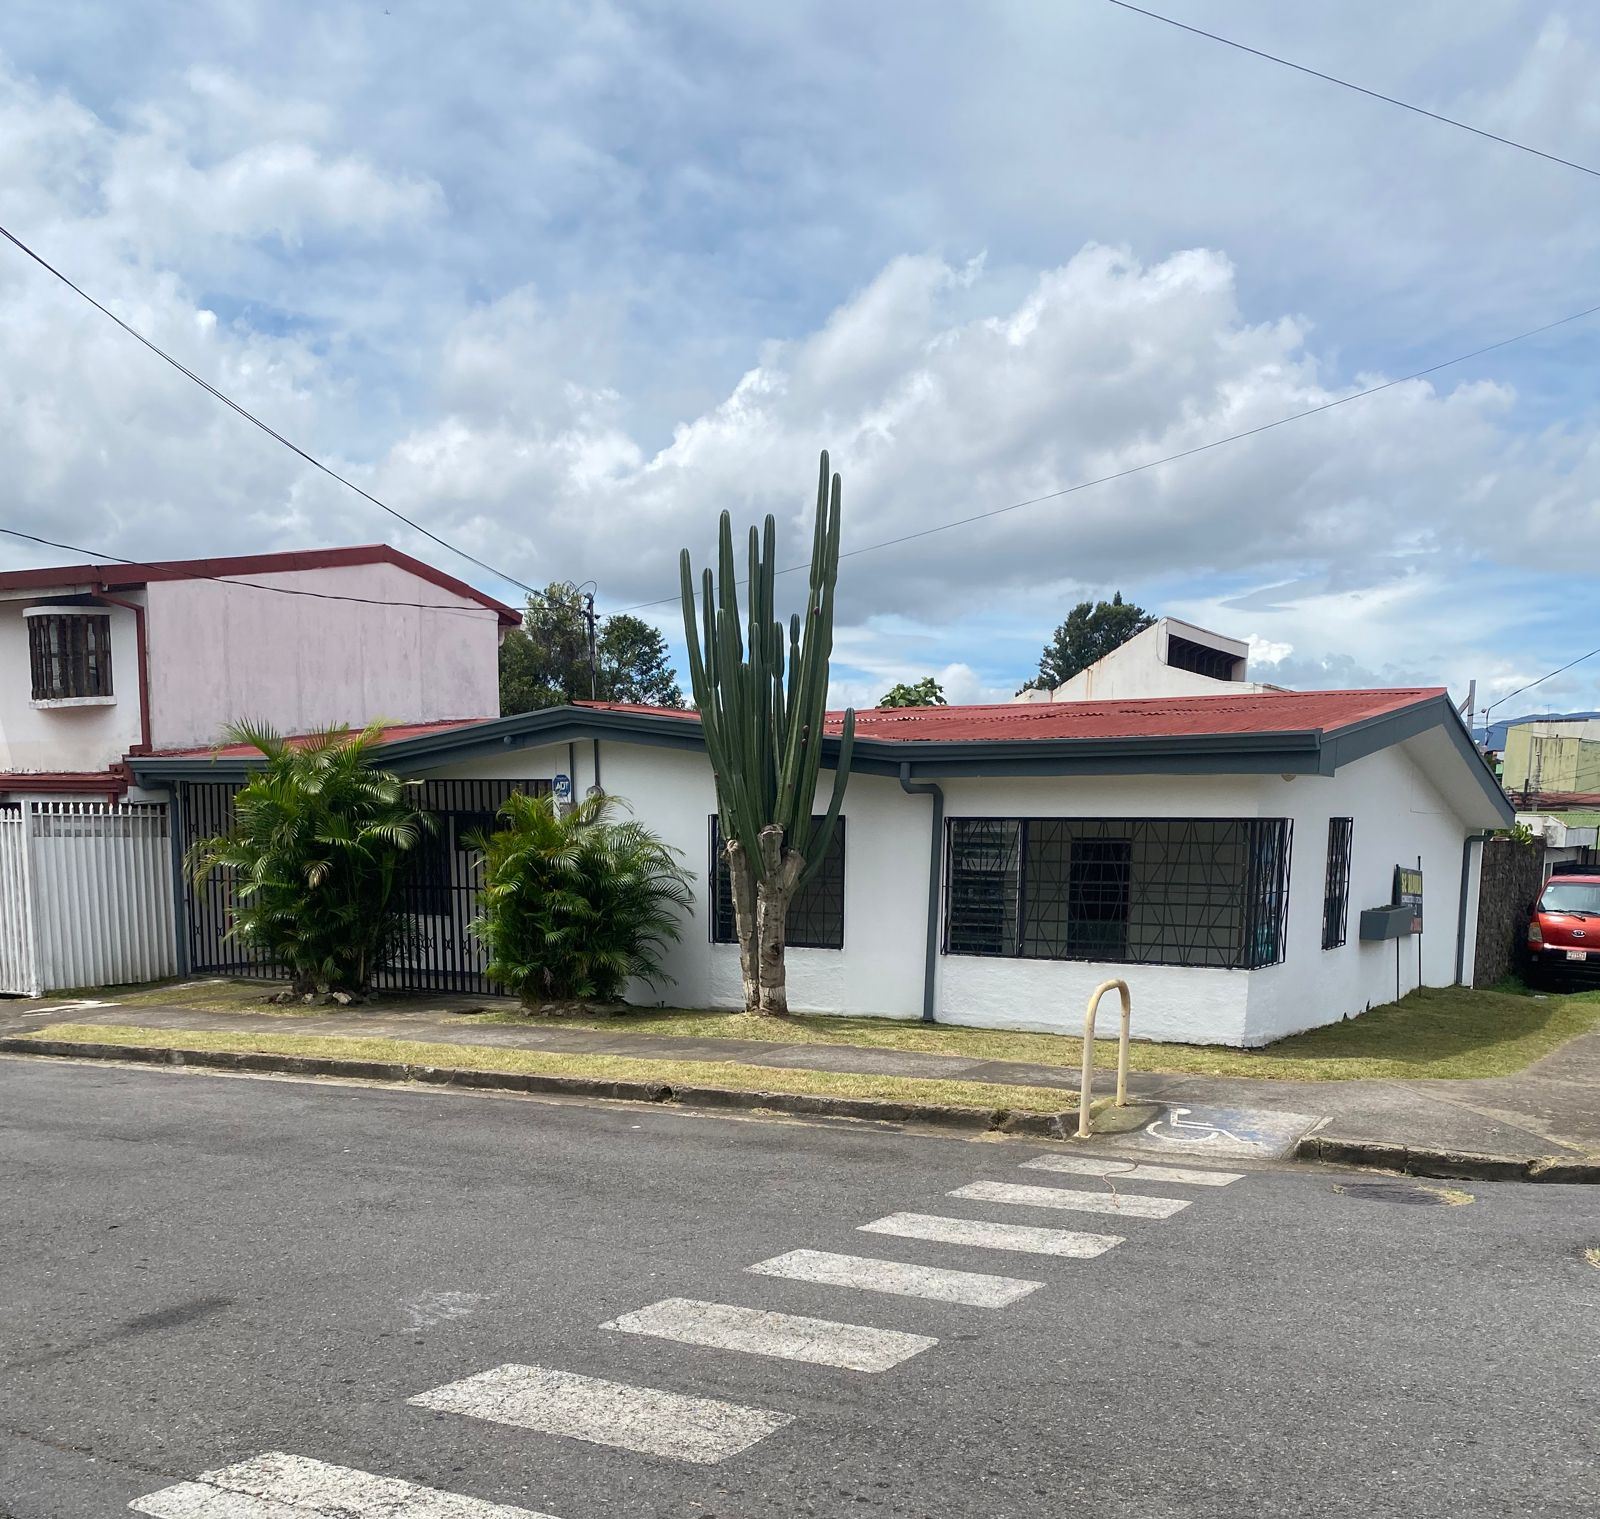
[[1500, 718, 1600, 801], [0, 544, 519, 802], [1013, 617, 1281, 704], [1475, 709, 1600, 759], [134, 685, 1511, 1048]]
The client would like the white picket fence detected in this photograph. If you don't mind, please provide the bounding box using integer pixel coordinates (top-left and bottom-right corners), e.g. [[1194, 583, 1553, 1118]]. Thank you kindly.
[[0, 801, 177, 996]]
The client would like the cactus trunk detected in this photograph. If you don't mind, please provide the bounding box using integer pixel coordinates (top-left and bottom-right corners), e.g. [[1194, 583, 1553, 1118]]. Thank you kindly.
[[725, 838, 759, 1011], [680, 450, 855, 1016]]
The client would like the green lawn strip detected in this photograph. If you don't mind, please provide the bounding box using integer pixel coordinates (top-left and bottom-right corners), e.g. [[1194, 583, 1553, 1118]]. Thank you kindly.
[[471, 985, 1600, 1082], [19, 1022, 1080, 1114]]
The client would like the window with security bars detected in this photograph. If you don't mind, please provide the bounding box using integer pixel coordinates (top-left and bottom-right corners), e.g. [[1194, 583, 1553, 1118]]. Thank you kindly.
[[28, 612, 113, 700], [944, 816, 1293, 970], [710, 816, 846, 950], [1322, 817, 1353, 950]]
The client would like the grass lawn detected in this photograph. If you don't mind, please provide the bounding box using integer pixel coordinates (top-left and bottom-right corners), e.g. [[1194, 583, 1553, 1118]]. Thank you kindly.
[[471, 983, 1600, 1082], [20, 1022, 1082, 1115]]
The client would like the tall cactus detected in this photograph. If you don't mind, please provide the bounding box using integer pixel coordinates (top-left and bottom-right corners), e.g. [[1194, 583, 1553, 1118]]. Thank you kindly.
[[679, 451, 856, 1014]]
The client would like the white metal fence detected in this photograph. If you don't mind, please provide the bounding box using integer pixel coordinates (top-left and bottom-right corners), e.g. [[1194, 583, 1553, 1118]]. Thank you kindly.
[[0, 801, 177, 996]]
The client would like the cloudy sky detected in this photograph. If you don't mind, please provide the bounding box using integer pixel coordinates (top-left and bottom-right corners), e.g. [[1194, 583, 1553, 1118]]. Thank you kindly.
[[3, 1, 1598, 713]]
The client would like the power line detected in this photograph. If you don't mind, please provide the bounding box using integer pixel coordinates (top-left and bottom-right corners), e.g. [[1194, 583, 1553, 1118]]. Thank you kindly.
[[612, 296, 1600, 613], [1482, 644, 1600, 724], [0, 222, 540, 597], [0, 524, 503, 620], [1105, 1, 1600, 180]]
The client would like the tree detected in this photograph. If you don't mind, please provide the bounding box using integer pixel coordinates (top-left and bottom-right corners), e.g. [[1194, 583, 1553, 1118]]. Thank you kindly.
[[679, 451, 855, 1016], [878, 676, 947, 708], [184, 722, 431, 995], [470, 791, 693, 1007], [499, 582, 684, 714], [1022, 592, 1154, 692]]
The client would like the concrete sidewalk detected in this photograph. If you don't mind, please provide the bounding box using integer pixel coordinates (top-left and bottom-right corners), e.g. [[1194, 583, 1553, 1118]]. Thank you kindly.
[[3, 990, 1596, 1178]]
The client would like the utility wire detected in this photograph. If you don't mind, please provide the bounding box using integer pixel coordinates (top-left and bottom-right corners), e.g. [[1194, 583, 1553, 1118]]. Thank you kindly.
[[0, 524, 503, 620], [612, 296, 1600, 613], [1105, 1, 1600, 180], [1482, 644, 1600, 724], [0, 222, 540, 597]]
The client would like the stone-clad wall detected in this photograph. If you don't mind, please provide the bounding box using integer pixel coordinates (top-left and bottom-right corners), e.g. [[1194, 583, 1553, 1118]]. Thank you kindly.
[[1473, 837, 1545, 988]]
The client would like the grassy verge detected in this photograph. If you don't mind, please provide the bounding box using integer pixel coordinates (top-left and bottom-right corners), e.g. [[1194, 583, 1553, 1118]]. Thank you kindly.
[[18, 1022, 1080, 1114], [471, 984, 1600, 1082]]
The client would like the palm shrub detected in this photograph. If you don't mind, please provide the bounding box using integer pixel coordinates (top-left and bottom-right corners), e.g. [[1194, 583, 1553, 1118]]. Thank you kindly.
[[470, 791, 693, 1005], [185, 721, 431, 994]]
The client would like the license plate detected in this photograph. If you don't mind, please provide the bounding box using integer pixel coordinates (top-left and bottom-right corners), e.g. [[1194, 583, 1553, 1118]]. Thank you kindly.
[[1567, 950, 1588, 961]]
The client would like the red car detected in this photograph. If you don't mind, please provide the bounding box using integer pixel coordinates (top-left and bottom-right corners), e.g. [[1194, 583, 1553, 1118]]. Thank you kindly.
[[1527, 873, 1600, 984]]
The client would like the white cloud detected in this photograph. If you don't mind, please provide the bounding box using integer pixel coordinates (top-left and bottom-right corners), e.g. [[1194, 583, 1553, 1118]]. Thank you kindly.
[[3, 6, 1600, 710]]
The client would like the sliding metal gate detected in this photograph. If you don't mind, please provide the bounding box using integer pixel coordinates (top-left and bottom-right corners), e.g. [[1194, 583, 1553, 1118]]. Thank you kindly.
[[176, 778, 550, 995]]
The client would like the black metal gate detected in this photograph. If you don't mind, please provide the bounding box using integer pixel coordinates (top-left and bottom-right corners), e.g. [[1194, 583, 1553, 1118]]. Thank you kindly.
[[176, 777, 550, 994]]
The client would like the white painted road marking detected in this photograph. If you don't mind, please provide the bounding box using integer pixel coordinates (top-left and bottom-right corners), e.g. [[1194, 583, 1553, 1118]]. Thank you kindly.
[[950, 1180, 1190, 1219], [859, 1211, 1122, 1258], [130, 1451, 557, 1517], [1020, 1155, 1243, 1187], [747, 1248, 1043, 1307], [602, 1297, 937, 1371], [408, 1363, 792, 1465]]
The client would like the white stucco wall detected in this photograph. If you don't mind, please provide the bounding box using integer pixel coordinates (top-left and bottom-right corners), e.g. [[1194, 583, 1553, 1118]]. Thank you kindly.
[[0, 597, 146, 774], [426, 727, 1487, 1046], [1042, 619, 1272, 703], [144, 561, 502, 750], [1242, 740, 1477, 1044]]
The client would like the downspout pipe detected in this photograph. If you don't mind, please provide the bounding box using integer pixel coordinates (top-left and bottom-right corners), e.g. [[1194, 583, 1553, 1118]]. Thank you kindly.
[[92, 587, 152, 754], [898, 761, 944, 1024], [1455, 829, 1496, 987]]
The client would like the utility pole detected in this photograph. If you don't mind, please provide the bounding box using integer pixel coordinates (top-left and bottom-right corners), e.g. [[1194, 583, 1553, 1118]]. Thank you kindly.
[[581, 590, 598, 699]]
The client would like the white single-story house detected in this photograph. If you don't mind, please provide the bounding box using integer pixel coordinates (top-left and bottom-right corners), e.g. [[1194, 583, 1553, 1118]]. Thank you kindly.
[[133, 685, 1513, 1048]]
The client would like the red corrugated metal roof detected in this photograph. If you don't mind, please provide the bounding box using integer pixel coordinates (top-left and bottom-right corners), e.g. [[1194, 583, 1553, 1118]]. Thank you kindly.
[[151, 717, 492, 760], [577, 688, 1445, 742]]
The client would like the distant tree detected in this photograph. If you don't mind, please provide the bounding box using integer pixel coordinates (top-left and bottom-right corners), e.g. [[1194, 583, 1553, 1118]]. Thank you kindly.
[[499, 582, 684, 714], [1021, 592, 1154, 693], [878, 676, 947, 708]]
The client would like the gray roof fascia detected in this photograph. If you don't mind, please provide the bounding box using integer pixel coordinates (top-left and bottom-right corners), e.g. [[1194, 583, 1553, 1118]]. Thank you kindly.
[[1320, 693, 1513, 824], [869, 729, 1323, 778]]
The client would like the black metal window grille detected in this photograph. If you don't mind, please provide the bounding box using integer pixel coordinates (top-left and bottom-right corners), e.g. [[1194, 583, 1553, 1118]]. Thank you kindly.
[[944, 816, 1293, 970], [29, 612, 113, 700], [177, 775, 550, 993], [1322, 817, 1353, 950], [710, 816, 846, 950]]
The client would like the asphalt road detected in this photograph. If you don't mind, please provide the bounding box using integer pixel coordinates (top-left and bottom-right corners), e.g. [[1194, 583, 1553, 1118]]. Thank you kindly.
[[1, 1057, 1595, 1519]]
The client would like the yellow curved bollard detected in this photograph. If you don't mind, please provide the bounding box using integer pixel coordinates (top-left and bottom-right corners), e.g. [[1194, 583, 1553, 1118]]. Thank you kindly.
[[1077, 978, 1131, 1140]]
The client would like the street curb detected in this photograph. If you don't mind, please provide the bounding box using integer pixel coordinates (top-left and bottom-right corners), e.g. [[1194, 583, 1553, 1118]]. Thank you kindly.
[[1294, 1134, 1600, 1185], [0, 1036, 1081, 1139]]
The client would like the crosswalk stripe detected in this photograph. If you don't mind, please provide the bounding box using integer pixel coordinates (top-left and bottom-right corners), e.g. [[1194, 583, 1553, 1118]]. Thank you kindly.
[[950, 1180, 1190, 1219], [747, 1248, 1043, 1307], [858, 1211, 1122, 1258], [407, 1363, 791, 1465], [602, 1297, 937, 1371], [1020, 1155, 1243, 1186], [129, 1451, 557, 1518]]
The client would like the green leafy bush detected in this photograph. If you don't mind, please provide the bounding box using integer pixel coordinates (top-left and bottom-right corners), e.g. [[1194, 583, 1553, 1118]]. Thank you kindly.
[[471, 791, 693, 1004], [185, 722, 431, 994]]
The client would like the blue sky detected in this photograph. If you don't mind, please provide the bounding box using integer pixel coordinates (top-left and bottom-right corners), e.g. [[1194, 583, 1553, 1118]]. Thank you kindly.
[[1, 1, 1598, 713]]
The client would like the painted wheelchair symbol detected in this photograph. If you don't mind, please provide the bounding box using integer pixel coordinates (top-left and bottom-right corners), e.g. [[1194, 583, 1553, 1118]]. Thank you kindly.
[[1143, 1106, 1247, 1146]]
